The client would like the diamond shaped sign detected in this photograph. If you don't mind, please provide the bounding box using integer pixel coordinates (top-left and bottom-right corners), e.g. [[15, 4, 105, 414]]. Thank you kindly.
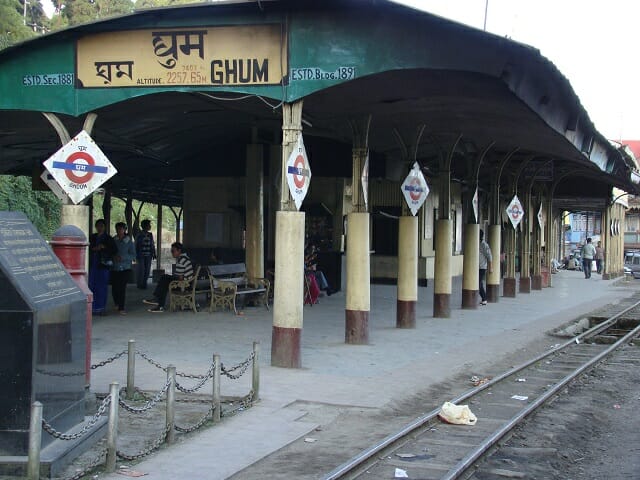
[[361, 151, 369, 209], [285, 135, 311, 211], [401, 162, 429, 216], [506, 194, 524, 229], [472, 187, 479, 223], [43, 130, 117, 204]]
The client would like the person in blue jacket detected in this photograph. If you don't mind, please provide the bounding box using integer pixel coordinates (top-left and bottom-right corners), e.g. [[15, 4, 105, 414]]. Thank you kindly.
[[112, 222, 136, 314]]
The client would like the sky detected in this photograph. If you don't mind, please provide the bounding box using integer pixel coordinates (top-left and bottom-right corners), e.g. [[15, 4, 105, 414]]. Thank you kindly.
[[41, 0, 640, 141]]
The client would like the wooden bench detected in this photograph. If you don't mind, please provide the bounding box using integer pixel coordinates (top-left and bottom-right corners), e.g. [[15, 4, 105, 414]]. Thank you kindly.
[[168, 266, 213, 313], [208, 263, 270, 315]]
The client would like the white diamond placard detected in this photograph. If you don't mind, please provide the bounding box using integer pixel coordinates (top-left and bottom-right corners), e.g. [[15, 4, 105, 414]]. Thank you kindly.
[[361, 151, 369, 209], [537, 203, 543, 229], [401, 162, 429, 216], [506, 194, 524, 229], [285, 135, 311, 211], [472, 187, 479, 223], [43, 130, 117, 204]]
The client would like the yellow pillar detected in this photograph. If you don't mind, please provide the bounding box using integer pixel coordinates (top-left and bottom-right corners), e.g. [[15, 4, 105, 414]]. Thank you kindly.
[[271, 211, 305, 367], [346, 212, 370, 343], [397, 215, 418, 328], [433, 219, 452, 317], [461, 223, 479, 309], [503, 227, 517, 297], [246, 143, 264, 280], [519, 197, 531, 293], [487, 224, 501, 302], [271, 101, 305, 368], [545, 199, 554, 287]]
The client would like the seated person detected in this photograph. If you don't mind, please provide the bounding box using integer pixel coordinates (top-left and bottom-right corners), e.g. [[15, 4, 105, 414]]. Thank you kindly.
[[550, 258, 561, 273], [305, 244, 333, 296], [144, 242, 194, 312], [566, 255, 580, 270]]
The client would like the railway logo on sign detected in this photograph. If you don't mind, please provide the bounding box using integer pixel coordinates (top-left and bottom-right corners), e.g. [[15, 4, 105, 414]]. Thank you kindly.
[[401, 162, 429, 216], [286, 135, 311, 210], [43, 130, 117, 204], [506, 195, 524, 229]]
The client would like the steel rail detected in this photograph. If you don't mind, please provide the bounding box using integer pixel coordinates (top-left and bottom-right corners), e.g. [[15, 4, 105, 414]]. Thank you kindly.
[[322, 298, 640, 480], [441, 320, 640, 480]]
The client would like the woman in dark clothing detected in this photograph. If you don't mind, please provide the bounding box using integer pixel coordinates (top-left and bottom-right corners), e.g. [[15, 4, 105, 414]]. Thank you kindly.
[[88, 219, 116, 315]]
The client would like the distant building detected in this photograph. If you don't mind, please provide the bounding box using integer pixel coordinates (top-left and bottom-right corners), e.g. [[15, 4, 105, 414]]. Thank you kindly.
[[619, 141, 640, 251]]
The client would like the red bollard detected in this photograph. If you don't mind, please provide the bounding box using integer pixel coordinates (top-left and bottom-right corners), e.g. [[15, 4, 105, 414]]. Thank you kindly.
[[51, 225, 93, 386]]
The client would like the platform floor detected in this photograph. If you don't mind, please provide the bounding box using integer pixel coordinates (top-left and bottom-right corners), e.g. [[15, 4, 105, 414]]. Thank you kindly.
[[88, 270, 638, 479]]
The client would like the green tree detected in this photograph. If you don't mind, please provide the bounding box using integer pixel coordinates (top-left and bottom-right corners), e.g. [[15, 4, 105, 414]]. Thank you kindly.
[[24, 0, 47, 33], [0, 0, 36, 49], [0, 175, 61, 239]]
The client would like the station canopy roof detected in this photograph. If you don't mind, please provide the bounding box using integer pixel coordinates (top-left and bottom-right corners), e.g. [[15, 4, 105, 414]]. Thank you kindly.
[[0, 0, 637, 209]]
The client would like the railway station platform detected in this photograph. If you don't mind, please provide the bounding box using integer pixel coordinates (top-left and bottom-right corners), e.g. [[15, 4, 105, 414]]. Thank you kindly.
[[88, 271, 639, 479]]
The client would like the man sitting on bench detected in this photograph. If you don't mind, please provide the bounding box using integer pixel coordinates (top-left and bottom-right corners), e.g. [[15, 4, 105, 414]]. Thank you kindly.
[[144, 242, 194, 313]]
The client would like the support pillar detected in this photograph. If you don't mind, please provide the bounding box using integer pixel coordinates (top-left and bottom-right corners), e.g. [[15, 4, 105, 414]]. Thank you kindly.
[[246, 142, 265, 280], [602, 205, 611, 280], [156, 204, 163, 270], [545, 197, 554, 287], [397, 216, 418, 327], [519, 196, 531, 293], [461, 223, 479, 309], [487, 224, 501, 302], [271, 101, 305, 368], [433, 219, 452, 317], [503, 227, 517, 297], [346, 212, 370, 343], [532, 199, 543, 290], [345, 118, 371, 343], [271, 211, 304, 367]]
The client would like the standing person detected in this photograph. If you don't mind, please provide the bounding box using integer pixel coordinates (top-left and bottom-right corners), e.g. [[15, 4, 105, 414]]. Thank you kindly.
[[88, 219, 117, 316], [111, 222, 136, 315], [595, 241, 605, 274], [478, 229, 493, 306], [143, 242, 194, 313], [581, 237, 597, 279], [135, 219, 156, 289]]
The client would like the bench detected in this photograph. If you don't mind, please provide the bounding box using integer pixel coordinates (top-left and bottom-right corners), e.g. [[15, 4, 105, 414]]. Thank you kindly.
[[208, 263, 270, 315], [168, 266, 213, 313]]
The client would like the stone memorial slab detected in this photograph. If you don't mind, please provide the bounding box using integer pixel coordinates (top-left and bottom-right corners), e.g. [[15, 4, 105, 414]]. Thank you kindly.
[[0, 212, 86, 455]]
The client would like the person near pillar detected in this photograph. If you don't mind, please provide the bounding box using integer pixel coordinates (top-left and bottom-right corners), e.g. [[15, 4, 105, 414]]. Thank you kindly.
[[88, 219, 117, 316], [305, 243, 333, 296], [144, 242, 194, 312], [595, 241, 605, 274], [479, 229, 493, 305], [581, 237, 597, 279], [135, 219, 156, 289], [111, 222, 135, 315]]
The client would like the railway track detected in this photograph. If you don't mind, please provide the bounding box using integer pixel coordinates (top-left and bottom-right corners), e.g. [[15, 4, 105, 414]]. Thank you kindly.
[[323, 295, 640, 480]]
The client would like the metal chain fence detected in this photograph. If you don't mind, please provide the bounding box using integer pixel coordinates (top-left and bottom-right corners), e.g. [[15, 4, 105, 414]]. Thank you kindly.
[[31, 342, 259, 480], [42, 396, 111, 441]]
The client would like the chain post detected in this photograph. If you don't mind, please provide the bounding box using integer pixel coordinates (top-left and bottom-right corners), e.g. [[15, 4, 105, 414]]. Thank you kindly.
[[27, 401, 43, 480], [252, 341, 260, 402], [106, 382, 119, 472], [212, 354, 221, 423], [166, 365, 176, 444], [126, 339, 136, 400]]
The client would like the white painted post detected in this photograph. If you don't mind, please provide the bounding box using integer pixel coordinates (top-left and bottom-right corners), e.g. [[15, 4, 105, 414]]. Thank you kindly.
[[126, 339, 135, 400], [252, 341, 260, 402], [166, 366, 176, 444], [212, 354, 221, 423], [106, 382, 119, 472], [27, 401, 43, 480]]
